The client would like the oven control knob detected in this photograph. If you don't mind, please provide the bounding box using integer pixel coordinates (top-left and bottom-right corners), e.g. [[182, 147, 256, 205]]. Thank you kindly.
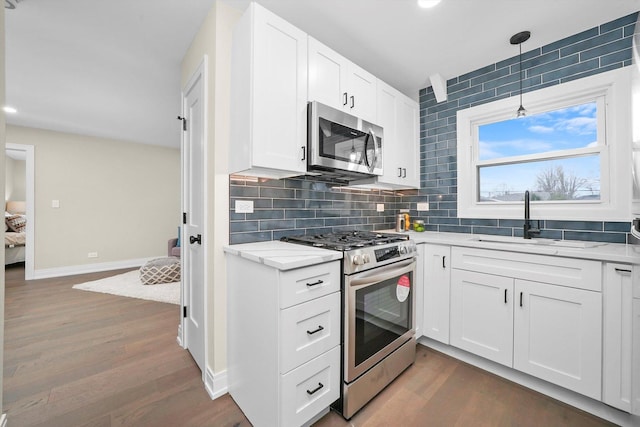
[[362, 254, 371, 264], [352, 255, 364, 265], [399, 246, 407, 254]]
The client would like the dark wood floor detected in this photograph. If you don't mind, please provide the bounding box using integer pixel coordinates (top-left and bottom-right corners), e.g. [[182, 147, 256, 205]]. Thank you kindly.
[[3, 264, 614, 426]]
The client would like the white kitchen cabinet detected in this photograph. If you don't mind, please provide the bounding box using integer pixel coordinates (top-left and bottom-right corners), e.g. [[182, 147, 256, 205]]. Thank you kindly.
[[603, 263, 634, 412], [415, 245, 424, 338], [227, 255, 341, 427], [514, 279, 601, 400], [633, 295, 640, 415], [230, 3, 308, 179], [450, 269, 514, 366], [308, 37, 377, 123], [449, 247, 603, 399], [350, 81, 420, 189], [422, 244, 451, 343]]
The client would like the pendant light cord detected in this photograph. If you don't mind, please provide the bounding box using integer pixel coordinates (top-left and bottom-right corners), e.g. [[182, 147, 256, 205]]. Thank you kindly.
[[519, 43, 523, 107]]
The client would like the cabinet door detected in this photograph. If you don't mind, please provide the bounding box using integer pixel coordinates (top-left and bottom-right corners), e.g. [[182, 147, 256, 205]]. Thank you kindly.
[[634, 297, 640, 415], [396, 93, 419, 188], [423, 245, 451, 344], [372, 81, 419, 189], [376, 81, 400, 186], [514, 279, 602, 400], [253, 4, 307, 174], [415, 245, 424, 338], [308, 37, 348, 112], [450, 269, 513, 366], [603, 264, 633, 412], [347, 63, 377, 123]]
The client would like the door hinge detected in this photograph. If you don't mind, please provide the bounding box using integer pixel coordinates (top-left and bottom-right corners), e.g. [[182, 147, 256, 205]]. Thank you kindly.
[[183, 212, 187, 224], [177, 115, 187, 131], [183, 306, 187, 318]]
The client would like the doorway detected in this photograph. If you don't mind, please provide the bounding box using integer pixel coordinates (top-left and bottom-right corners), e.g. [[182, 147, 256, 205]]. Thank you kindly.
[[5, 143, 35, 279]]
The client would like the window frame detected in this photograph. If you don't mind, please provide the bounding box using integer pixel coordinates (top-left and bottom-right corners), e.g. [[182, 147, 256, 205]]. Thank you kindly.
[[457, 68, 632, 221]]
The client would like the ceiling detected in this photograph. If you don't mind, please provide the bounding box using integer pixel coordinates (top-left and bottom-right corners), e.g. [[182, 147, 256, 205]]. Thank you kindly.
[[5, 0, 639, 149]]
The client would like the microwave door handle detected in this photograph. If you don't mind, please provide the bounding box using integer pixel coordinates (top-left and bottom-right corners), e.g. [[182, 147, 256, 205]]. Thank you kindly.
[[349, 259, 415, 288], [364, 129, 379, 173]]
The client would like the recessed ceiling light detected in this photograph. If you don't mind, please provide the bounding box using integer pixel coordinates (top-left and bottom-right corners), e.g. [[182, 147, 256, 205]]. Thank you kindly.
[[3, 106, 17, 114], [418, 0, 442, 8]]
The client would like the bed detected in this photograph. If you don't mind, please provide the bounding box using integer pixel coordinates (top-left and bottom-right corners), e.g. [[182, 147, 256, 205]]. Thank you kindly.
[[5, 201, 26, 265]]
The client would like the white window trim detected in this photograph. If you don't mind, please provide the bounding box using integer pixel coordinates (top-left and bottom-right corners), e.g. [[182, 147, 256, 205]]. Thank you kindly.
[[457, 67, 632, 222]]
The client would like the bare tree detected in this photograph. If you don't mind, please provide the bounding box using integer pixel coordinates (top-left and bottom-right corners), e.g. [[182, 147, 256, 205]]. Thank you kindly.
[[535, 165, 587, 200]]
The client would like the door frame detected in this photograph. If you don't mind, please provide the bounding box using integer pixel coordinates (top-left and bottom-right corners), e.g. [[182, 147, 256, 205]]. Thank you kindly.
[[5, 143, 35, 280], [178, 56, 209, 381]]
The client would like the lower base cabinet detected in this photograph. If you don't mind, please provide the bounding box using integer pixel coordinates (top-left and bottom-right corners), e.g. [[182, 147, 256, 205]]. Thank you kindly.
[[450, 247, 602, 400], [513, 279, 601, 400], [603, 263, 635, 412], [227, 255, 341, 427]]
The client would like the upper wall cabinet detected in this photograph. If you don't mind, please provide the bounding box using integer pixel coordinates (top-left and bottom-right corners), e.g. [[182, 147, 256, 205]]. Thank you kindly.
[[230, 3, 308, 179], [308, 37, 377, 124], [351, 81, 420, 189]]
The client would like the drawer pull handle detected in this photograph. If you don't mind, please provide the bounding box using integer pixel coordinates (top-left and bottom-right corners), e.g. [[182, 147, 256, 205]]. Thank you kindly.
[[306, 280, 324, 287], [306, 382, 324, 395], [307, 325, 324, 335], [520, 292, 523, 307], [504, 289, 507, 304], [614, 268, 631, 274]]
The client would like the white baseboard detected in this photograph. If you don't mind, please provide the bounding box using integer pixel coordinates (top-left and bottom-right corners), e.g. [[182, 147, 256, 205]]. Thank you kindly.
[[418, 337, 639, 427], [205, 367, 228, 400], [0, 413, 7, 427], [32, 256, 162, 280]]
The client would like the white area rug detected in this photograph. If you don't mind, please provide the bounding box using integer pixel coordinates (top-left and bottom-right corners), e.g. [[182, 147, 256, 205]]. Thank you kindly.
[[72, 270, 180, 305]]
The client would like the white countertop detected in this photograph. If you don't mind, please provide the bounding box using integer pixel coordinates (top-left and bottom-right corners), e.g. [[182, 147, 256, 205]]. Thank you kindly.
[[223, 240, 343, 270], [384, 230, 640, 265]]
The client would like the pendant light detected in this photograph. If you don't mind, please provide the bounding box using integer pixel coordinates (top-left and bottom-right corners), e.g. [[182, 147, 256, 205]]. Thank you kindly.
[[510, 31, 531, 118]]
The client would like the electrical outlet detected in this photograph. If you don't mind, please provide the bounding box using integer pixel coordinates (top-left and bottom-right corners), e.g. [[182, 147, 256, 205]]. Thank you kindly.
[[88, 252, 98, 258], [399, 209, 410, 213], [417, 202, 429, 211], [51, 200, 60, 208], [235, 200, 254, 213], [376, 204, 384, 212]]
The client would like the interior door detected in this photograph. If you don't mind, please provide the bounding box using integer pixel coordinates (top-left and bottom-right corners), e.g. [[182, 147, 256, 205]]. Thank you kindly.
[[181, 61, 206, 372]]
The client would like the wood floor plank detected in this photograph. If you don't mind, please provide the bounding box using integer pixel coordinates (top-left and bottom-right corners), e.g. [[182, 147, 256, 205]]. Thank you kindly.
[[3, 264, 616, 426]]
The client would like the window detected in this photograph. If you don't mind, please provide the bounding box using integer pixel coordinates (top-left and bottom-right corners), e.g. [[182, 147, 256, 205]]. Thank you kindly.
[[457, 68, 632, 221]]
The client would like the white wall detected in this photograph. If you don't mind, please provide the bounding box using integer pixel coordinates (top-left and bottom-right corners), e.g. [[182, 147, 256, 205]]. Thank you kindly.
[[4, 155, 13, 202], [5, 156, 25, 202], [5, 125, 180, 271], [181, 0, 241, 379]]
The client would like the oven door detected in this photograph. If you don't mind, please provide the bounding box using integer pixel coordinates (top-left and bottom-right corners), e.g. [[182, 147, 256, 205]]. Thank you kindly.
[[344, 258, 416, 383]]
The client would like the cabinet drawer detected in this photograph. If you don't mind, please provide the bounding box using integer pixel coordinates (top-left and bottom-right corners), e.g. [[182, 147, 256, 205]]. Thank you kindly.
[[451, 247, 601, 291], [280, 261, 340, 308], [280, 346, 340, 427], [280, 292, 341, 374]]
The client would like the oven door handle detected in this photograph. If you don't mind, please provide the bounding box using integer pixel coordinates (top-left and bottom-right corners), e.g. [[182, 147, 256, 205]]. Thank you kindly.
[[349, 258, 415, 288]]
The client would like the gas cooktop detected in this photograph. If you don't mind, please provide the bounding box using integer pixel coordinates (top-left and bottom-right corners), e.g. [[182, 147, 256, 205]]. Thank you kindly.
[[280, 230, 408, 252]]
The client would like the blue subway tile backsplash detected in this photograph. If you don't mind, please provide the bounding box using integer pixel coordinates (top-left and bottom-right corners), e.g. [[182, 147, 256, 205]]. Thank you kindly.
[[414, 11, 637, 245], [229, 12, 637, 245]]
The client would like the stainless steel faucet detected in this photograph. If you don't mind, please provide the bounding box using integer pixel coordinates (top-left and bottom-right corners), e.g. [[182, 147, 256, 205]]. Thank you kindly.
[[524, 190, 540, 239]]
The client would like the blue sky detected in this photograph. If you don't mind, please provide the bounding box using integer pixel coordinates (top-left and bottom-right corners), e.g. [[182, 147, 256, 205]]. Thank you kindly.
[[477, 102, 600, 199]]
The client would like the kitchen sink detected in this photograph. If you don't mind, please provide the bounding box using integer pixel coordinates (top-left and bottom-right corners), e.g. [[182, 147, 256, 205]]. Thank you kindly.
[[471, 236, 605, 249]]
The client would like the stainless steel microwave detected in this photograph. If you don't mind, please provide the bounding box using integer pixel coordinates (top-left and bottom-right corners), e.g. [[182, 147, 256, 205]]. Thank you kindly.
[[307, 101, 383, 180]]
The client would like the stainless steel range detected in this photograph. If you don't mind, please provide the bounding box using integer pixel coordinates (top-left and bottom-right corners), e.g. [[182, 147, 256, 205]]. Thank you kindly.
[[281, 231, 417, 419]]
